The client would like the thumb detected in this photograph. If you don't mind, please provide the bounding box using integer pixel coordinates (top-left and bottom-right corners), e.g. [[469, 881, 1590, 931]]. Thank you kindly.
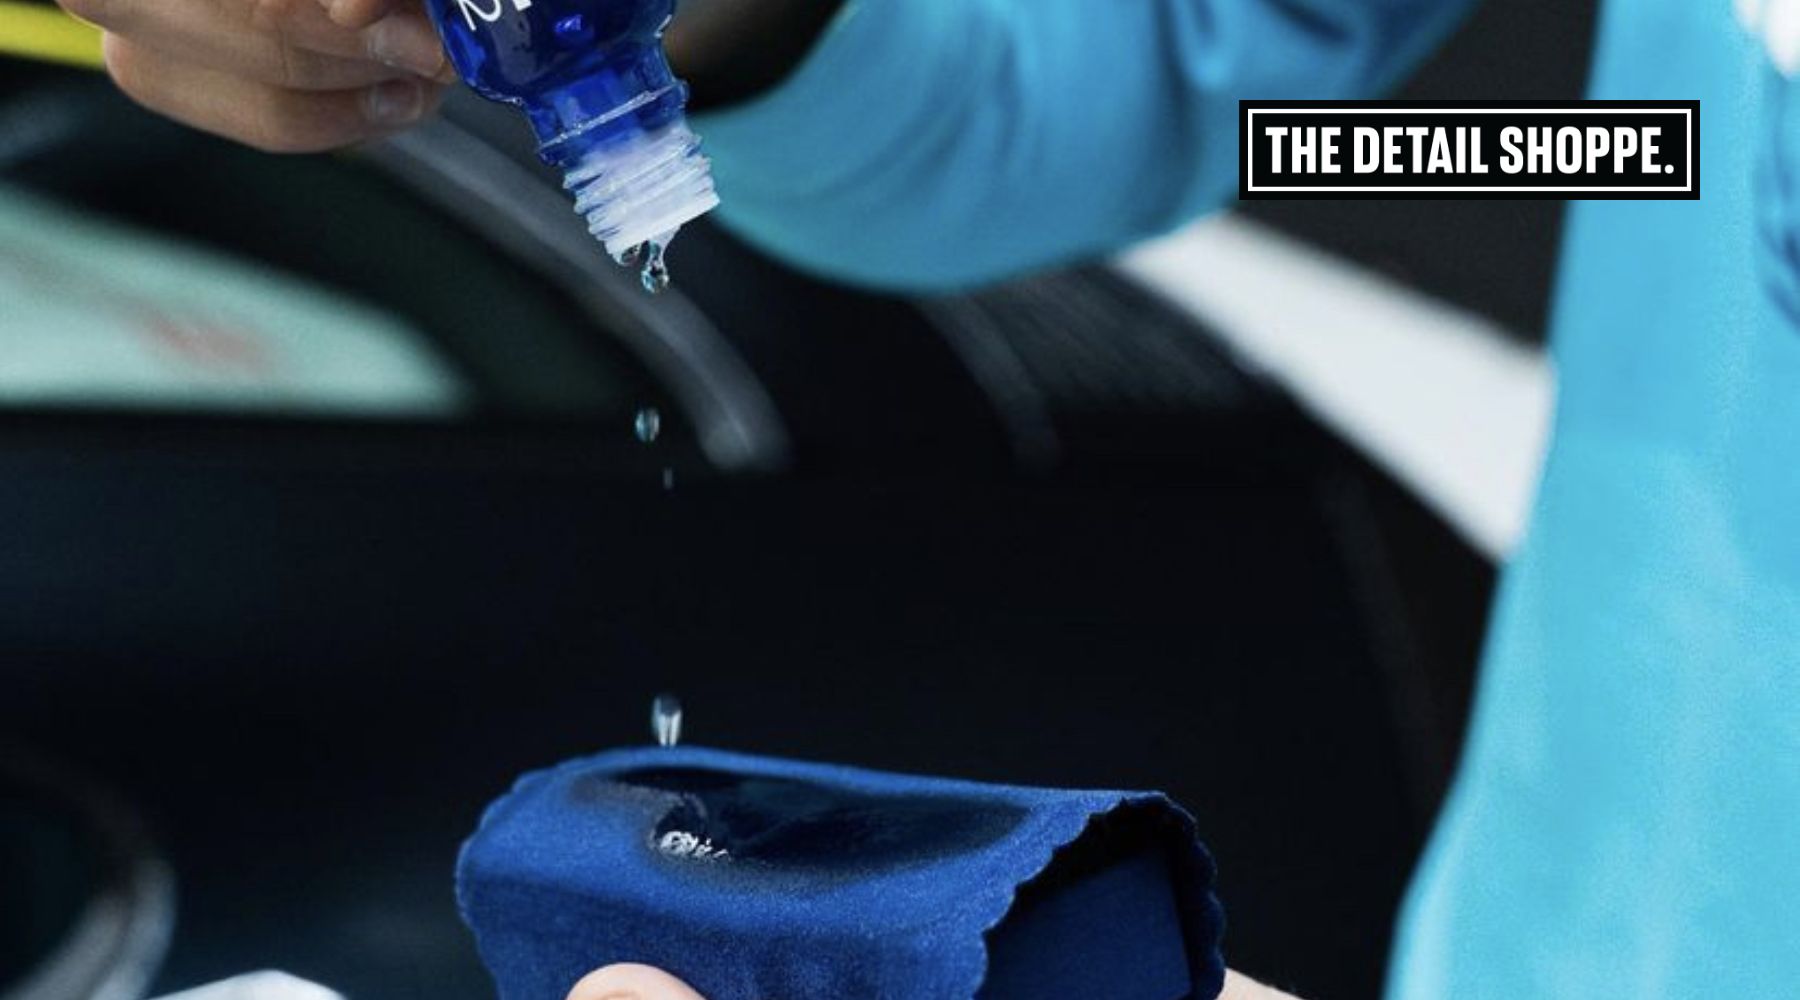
[[566, 964, 710, 1000]]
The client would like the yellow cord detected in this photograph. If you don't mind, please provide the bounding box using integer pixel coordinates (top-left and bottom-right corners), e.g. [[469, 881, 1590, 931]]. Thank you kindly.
[[0, 1, 103, 71]]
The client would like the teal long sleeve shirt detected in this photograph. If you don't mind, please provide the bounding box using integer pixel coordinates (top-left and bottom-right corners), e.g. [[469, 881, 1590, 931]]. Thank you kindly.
[[698, 1, 1800, 996], [695, 0, 1474, 291]]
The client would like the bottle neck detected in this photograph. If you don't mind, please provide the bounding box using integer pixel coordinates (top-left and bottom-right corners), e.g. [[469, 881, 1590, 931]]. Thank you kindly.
[[525, 45, 690, 159], [519, 44, 719, 283]]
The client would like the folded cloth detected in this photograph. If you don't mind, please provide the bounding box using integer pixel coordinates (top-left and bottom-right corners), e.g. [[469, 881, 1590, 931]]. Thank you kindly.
[[457, 746, 1227, 1000]]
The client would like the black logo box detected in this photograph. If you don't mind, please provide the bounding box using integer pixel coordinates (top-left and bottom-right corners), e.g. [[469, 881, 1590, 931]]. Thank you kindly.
[[1238, 101, 1700, 200]]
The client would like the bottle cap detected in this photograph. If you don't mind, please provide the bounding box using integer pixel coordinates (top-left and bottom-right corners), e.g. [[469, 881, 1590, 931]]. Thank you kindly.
[[562, 120, 719, 269]]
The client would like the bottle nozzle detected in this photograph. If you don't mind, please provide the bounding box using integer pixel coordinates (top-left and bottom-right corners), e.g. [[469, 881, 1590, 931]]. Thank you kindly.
[[561, 120, 719, 292]]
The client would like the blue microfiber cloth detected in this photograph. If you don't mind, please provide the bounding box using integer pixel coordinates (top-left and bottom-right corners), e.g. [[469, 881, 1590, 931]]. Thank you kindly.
[[457, 747, 1227, 1000]]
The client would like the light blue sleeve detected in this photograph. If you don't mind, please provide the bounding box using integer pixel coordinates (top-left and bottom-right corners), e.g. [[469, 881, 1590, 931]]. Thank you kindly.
[[692, 0, 1476, 291]]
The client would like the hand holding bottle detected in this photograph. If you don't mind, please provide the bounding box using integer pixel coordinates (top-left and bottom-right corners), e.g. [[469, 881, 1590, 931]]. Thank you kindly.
[[57, 0, 454, 151], [64, 0, 839, 155]]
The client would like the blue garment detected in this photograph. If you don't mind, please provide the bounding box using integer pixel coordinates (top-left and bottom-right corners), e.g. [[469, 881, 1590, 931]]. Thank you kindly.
[[1390, 4, 1800, 997], [696, 0, 1476, 291], [457, 746, 1224, 1000], [697, 0, 1800, 995]]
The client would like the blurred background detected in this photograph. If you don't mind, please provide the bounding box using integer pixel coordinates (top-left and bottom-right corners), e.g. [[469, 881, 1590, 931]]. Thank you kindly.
[[0, 2, 1593, 998]]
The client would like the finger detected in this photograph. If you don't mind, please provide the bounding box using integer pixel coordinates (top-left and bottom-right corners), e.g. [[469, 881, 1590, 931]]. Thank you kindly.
[[103, 33, 442, 152], [566, 964, 709, 1000], [251, 0, 455, 83], [323, 0, 409, 30], [62, 0, 451, 86]]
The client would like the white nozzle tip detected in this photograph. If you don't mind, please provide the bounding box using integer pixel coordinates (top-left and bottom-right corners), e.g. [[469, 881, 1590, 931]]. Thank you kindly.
[[564, 121, 719, 263]]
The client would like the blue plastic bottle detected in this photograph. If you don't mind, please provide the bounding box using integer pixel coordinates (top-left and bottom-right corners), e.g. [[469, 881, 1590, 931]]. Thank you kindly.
[[424, 0, 718, 292]]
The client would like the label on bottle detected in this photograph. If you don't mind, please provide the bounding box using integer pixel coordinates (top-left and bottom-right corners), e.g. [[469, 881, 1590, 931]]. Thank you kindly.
[[452, 0, 532, 32]]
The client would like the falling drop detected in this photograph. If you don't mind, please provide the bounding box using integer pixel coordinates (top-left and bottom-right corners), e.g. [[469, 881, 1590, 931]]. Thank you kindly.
[[650, 693, 683, 747], [662, 467, 675, 491], [633, 406, 662, 444], [639, 241, 671, 295]]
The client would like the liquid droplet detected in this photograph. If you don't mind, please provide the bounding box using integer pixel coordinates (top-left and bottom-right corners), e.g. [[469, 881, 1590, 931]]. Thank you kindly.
[[662, 467, 675, 492], [657, 829, 728, 862], [651, 693, 683, 747], [639, 241, 671, 295], [633, 406, 661, 444]]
